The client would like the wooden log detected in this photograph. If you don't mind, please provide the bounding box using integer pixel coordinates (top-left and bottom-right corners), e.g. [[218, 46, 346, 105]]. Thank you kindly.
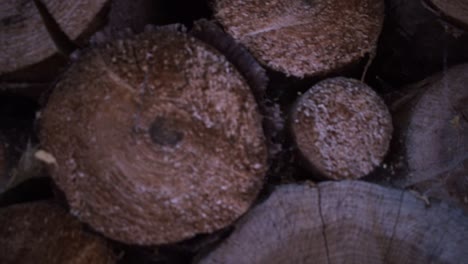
[[289, 77, 392, 180], [40, 0, 110, 46], [39, 26, 268, 245], [212, 0, 384, 78], [423, 0, 468, 30], [388, 64, 468, 211], [0, 0, 109, 85], [0, 201, 115, 264], [190, 19, 286, 165], [197, 181, 468, 264]]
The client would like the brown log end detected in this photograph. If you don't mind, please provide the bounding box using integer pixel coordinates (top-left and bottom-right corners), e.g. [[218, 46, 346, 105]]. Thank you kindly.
[[190, 19, 268, 101], [197, 181, 468, 264], [39, 27, 268, 245], [290, 77, 392, 180], [0, 201, 116, 264], [212, 0, 384, 78]]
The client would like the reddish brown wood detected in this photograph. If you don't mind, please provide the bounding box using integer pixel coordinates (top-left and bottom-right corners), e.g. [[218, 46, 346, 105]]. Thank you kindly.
[[212, 0, 384, 78], [40, 26, 267, 245], [0, 201, 116, 264]]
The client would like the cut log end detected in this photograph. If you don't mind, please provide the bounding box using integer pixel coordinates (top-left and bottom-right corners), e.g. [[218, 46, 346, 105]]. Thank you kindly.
[[392, 64, 468, 211], [0, 202, 115, 264], [290, 77, 392, 180], [40, 27, 268, 245], [198, 181, 468, 264], [212, 0, 384, 78], [190, 19, 269, 101]]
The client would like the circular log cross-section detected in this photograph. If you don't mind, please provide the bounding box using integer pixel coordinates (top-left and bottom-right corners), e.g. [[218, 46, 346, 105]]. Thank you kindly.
[[391, 64, 468, 211], [0, 0, 109, 82], [424, 0, 468, 30], [212, 0, 384, 78], [40, 28, 268, 245], [198, 181, 468, 264], [290, 77, 392, 180], [0, 202, 115, 264]]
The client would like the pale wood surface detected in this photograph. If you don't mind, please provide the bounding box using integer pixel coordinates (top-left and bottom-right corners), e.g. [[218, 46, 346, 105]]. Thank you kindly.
[[389, 64, 468, 212], [199, 181, 468, 264]]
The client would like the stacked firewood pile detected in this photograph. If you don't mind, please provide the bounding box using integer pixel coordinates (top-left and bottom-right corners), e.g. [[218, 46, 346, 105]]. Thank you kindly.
[[1, 0, 467, 263]]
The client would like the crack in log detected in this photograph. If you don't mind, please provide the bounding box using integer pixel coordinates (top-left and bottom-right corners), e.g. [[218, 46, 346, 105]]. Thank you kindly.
[[33, 0, 78, 55], [317, 186, 330, 264], [383, 189, 405, 262]]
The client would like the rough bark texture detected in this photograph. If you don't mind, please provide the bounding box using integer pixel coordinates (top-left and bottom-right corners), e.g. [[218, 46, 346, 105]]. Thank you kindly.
[[39, 27, 268, 245], [389, 64, 468, 212], [290, 77, 392, 180], [212, 0, 384, 78], [198, 181, 468, 264], [0, 201, 115, 264]]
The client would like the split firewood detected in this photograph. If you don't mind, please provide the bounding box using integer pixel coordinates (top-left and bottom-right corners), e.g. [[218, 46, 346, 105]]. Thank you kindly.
[[197, 181, 468, 264], [0, 0, 110, 84], [39, 26, 268, 245], [0, 201, 116, 264], [211, 0, 385, 78], [388, 64, 468, 212], [289, 77, 392, 180], [423, 0, 468, 31]]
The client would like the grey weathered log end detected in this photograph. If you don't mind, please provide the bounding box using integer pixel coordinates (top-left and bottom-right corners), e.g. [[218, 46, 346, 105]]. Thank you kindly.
[[198, 181, 468, 264], [390, 64, 468, 212]]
